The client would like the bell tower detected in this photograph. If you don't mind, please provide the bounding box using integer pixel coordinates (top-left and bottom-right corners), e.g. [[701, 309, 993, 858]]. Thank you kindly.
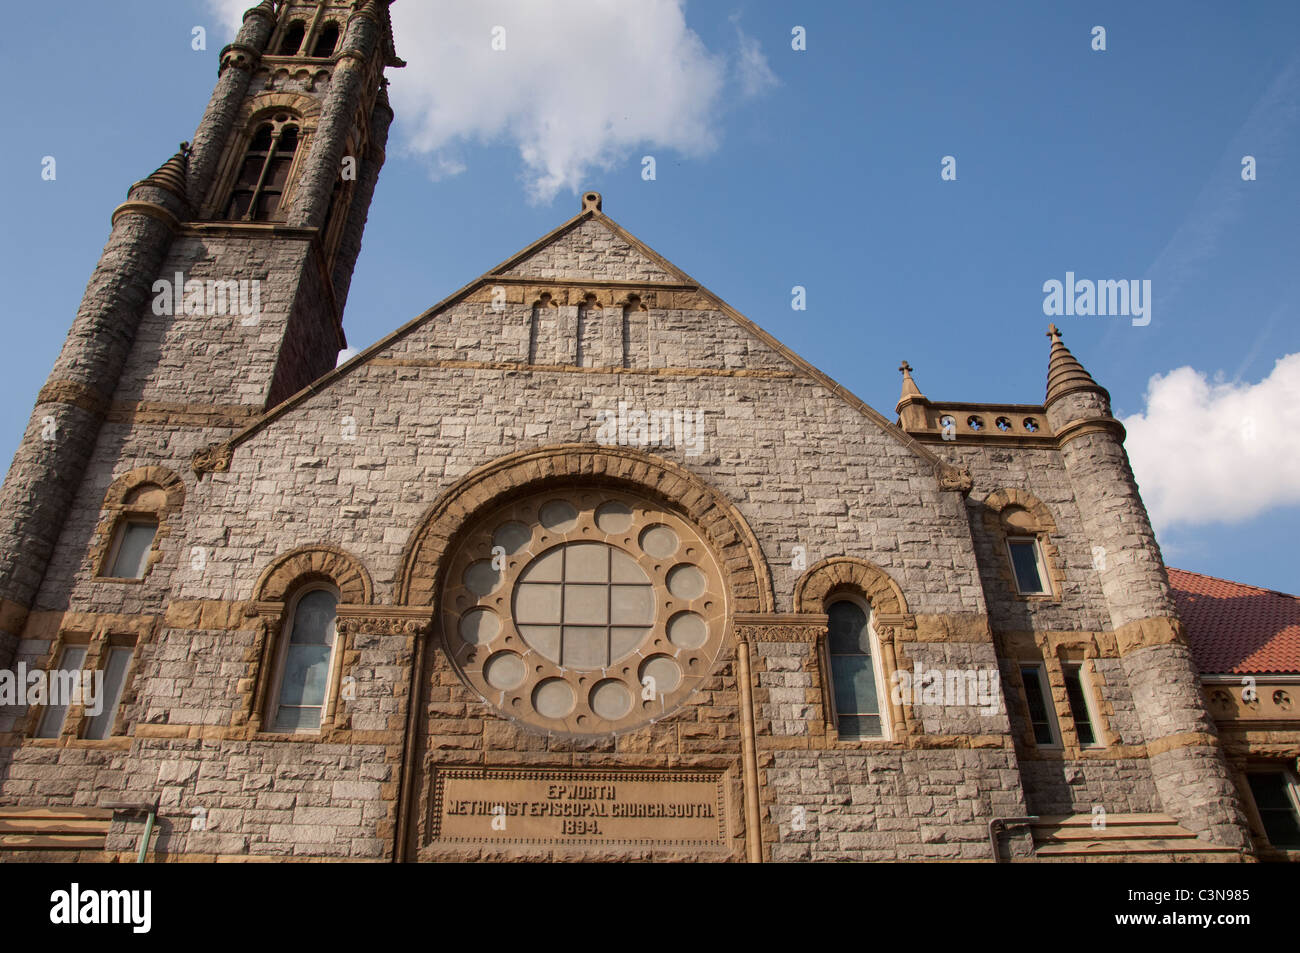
[[0, 0, 402, 667]]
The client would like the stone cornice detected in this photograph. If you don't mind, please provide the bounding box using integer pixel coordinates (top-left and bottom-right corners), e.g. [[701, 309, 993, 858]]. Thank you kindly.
[[1053, 415, 1127, 447], [110, 200, 180, 230]]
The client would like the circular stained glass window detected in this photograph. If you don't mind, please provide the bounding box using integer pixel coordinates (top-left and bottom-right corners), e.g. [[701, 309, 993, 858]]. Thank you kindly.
[[441, 487, 727, 736]]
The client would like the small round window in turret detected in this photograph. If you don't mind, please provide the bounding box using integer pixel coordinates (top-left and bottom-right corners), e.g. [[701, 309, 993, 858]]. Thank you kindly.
[[967, 416, 984, 431], [441, 487, 728, 737], [1023, 417, 1039, 432], [995, 417, 1012, 432]]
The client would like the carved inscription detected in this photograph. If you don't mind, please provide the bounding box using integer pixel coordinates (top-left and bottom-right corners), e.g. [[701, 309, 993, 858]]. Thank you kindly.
[[429, 768, 728, 849]]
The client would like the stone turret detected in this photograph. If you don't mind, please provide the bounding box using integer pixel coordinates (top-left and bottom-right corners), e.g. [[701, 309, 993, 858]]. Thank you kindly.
[[0, 147, 192, 668], [1042, 324, 1251, 850], [187, 0, 279, 207]]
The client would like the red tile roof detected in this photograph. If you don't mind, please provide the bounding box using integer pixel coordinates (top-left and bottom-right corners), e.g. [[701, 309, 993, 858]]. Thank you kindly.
[[1169, 568, 1300, 675]]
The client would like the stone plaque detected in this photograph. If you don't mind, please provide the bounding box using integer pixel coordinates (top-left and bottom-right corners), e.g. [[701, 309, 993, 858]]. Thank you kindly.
[[429, 767, 728, 849]]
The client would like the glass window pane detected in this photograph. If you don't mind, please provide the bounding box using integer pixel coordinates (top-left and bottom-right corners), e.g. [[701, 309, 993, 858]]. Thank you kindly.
[[264, 155, 293, 190], [832, 654, 878, 717], [827, 601, 869, 654], [1021, 665, 1055, 745], [250, 124, 274, 151], [1009, 541, 1044, 593], [83, 647, 133, 740], [274, 591, 337, 731], [1063, 666, 1096, 745], [109, 522, 156, 578], [273, 705, 321, 733], [289, 591, 337, 646], [227, 190, 253, 220], [1247, 773, 1300, 848], [255, 189, 283, 221], [279, 643, 332, 707], [35, 646, 88, 738], [561, 626, 607, 669], [838, 714, 881, 738]]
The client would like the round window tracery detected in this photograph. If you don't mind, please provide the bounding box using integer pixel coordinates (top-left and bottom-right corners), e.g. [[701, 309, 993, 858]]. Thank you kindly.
[[441, 487, 728, 736]]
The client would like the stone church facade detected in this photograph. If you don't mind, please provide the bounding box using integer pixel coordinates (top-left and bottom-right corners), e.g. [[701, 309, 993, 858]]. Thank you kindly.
[[1, 1, 1296, 862]]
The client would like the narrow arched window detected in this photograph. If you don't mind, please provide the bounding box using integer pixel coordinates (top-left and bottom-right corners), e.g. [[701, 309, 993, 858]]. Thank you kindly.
[[826, 598, 884, 739], [279, 20, 307, 55], [226, 120, 299, 222], [312, 22, 340, 57], [269, 587, 340, 732]]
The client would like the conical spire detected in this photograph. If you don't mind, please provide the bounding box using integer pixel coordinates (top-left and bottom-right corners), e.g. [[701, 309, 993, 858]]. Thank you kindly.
[[137, 143, 191, 202], [896, 360, 924, 408], [1044, 324, 1104, 405], [895, 360, 930, 430]]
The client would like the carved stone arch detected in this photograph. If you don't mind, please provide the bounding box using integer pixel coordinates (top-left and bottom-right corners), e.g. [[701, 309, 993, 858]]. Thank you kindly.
[[794, 556, 909, 617], [253, 544, 374, 605], [981, 487, 1058, 535], [102, 465, 185, 513], [239, 91, 323, 127], [397, 444, 774, 613]]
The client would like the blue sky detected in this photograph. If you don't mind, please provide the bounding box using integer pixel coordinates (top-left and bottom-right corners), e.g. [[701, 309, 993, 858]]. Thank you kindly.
[[1, 1, 1297, 592]]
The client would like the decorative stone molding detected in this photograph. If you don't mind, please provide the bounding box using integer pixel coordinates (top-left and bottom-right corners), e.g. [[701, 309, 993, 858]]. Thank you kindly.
[[35, 380, 110, 418], [336, 607, 431, 638], [1114, 615, 1186, 657], [793, 557, 910, 617], [219, 42, 262, 76], [734, 613, 828, 643], [191, 442, 233, 476], [398, 443, 773, 613], [938, 464, 974, 494], [253, 544, 374, 604]]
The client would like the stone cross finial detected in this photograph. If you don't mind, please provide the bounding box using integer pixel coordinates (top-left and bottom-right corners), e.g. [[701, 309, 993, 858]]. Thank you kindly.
[[1047, 324, 1062, 342], [899, 361, 913, 376]]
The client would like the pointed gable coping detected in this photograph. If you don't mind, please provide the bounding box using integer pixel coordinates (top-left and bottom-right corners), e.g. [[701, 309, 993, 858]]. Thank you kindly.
[[210, 206, 966, 490]]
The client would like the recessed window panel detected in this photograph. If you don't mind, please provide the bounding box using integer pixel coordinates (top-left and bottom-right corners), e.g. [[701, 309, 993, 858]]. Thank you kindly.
[[108, 521, 157, 579], [827, 600, 882, 738], [1008, 539, 1046, 594], [1063, 664, 1097, 746], [273, 589, 338, 732], [83, 647, 134, 740], [1020, 664, 1056, 745], [1247, 772, 1300, 849], [35, 646, 88, 739]]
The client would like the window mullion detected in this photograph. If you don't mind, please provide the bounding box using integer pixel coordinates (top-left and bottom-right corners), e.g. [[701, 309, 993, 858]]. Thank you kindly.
[[246, 133, 282, 221]]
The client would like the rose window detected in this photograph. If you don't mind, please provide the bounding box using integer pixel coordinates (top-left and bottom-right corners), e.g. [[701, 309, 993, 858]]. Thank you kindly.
[[441, 488, 728, 735]]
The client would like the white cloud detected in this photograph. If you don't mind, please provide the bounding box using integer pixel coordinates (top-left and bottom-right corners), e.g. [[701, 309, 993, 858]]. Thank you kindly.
[[731, 17, 779, 98], [208, 1, 775, 205], [1122, 352, 1300, 529]]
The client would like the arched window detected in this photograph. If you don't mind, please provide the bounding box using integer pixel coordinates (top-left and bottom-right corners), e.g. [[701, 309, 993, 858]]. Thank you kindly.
[[267, 587, 340, 732], [279, 20, 307, 56], [225, 119, 300, 222], [92, 469, 184, 583], [826, 598, 885, 739], [981, 489, 1062, 601], [311, 22, 340, 58]]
